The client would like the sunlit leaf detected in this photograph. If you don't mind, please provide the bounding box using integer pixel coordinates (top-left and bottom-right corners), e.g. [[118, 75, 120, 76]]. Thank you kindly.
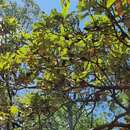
[[107, 0, 116, 8], [10, 105, 18, 115], [61, 0, 70, 16]]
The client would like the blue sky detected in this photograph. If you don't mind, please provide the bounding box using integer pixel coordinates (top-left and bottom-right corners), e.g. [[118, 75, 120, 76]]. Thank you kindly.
[[35, 0, 61, 13], [35, 0, 78, 14]]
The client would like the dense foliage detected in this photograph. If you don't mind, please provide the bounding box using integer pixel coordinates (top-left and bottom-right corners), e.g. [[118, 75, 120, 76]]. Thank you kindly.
[[1, 0, 130, 130]]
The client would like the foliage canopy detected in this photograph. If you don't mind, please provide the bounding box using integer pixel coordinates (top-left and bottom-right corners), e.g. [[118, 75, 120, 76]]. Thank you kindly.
[[1, 0, 130, 130]]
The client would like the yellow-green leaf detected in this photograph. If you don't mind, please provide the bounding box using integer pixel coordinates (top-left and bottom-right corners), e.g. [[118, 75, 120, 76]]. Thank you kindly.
[[10, 105, 18, 115], [61, 0, 70, 16], [107, 0, 116, 8]]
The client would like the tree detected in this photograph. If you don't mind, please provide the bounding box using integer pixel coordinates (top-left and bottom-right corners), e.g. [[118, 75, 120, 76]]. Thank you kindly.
[[1, 0, 42, 30], [0, 0, 42, 129], [1, 0, 130, 130]]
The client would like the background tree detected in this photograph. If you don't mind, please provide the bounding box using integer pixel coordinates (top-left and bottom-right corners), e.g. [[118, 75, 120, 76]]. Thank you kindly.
[[0, 0, 43, 129]]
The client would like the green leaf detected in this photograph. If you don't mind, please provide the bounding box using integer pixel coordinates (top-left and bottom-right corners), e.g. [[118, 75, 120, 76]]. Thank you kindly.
[[122, 0, 127, 5], [107, 0, 116, 8], [61, 0, 70, 16], [61, 48, 68, 56], [60, 0, 65, 6], [10, 105, 18, 115], [60, 25, 65, 34], [20, 94, 33, 106], [17, 45, 30, 55], [79, 71, 87, 78], [21, 32, 31, 39]]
